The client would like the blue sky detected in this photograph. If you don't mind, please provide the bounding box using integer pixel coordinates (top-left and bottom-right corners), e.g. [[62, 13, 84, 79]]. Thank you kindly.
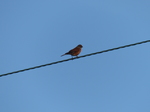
[[0, 0, 150, 112]]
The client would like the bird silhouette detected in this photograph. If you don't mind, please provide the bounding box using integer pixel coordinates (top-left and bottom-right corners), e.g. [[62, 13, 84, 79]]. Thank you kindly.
[[61, 44, 83, 57]]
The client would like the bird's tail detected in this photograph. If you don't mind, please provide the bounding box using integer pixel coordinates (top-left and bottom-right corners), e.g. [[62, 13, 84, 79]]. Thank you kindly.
[[61, 52, 70, 56], [61, 54, 66, 57]]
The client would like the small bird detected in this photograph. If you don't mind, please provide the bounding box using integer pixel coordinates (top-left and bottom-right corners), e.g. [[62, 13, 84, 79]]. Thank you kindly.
[[61, 44, 83, 57]]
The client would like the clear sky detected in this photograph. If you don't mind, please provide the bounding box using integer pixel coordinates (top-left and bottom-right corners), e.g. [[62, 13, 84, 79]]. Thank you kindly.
[[0, 0, 150, 112]]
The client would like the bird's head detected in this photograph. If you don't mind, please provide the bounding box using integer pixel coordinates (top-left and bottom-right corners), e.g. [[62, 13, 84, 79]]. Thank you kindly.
[[77, 44, 83, 48]]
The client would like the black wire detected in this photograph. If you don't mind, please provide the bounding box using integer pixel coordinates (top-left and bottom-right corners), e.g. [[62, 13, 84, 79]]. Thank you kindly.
[[0, 40, 150, 77]]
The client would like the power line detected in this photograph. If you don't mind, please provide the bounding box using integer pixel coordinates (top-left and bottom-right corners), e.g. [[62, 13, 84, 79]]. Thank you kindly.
[[0, 40, 150, 77]]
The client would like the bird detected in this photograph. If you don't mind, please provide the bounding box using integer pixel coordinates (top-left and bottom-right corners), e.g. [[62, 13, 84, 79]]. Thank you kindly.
[[61, 44, 83, 57]]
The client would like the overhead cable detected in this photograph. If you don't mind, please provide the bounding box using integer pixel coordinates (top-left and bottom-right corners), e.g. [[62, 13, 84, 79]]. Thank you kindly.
[[0, 40, 150, 77]]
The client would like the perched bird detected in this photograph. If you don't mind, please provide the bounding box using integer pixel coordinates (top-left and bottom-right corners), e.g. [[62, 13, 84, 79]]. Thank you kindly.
[[61, 44, 83, 57]]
